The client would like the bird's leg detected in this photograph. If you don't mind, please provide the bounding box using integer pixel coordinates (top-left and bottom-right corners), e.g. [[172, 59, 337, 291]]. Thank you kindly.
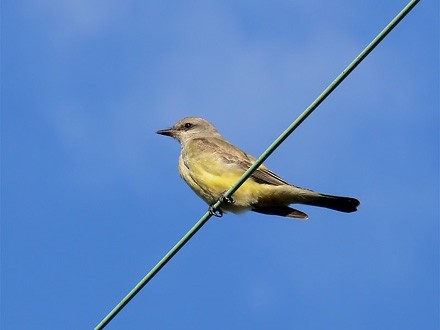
[[209, 205, 223, 217], [209, 194, 234, 217], [220, 194, 235, 205]]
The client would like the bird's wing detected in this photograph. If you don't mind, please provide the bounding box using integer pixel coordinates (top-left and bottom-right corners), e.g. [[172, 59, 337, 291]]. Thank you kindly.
[[196, 137, 291, 186], [245, 154, 291, 186]]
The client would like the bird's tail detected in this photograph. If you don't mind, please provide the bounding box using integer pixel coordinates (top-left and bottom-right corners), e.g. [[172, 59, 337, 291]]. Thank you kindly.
[[302, 193, 360, 213]]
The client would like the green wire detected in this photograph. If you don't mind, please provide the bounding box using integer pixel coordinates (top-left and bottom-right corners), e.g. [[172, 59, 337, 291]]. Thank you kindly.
[[94, 1, 420, 328]]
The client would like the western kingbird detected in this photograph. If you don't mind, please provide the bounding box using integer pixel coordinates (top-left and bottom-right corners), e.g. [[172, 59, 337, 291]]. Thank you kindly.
[[157, 117, 359, 219]]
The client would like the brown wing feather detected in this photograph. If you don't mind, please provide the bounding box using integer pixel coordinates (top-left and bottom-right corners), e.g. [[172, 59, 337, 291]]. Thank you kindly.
[[193, 138, 289, 186], [200, 138, 290, 186]]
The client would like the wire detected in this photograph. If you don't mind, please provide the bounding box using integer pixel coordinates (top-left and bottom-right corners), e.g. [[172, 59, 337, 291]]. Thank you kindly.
[[94, 1, 420, 328]]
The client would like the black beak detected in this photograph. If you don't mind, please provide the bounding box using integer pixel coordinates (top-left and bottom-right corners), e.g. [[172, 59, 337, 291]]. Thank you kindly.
[[156, 128, 175, 137]]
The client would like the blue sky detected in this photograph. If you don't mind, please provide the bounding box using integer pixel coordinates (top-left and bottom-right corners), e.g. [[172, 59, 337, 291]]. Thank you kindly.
[[2, 1, 438, 329]]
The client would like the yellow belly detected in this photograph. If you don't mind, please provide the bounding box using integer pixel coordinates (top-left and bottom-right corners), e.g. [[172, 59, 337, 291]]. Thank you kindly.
[[180, 156, 295, 213]]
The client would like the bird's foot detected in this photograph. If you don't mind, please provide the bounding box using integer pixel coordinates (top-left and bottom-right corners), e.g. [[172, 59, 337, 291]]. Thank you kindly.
[[209, 194, 234, 218], [220, 195, 235, 205], [209, 205, 223, 217]]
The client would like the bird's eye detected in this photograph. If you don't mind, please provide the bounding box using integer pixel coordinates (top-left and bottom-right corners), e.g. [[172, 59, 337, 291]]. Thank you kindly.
[[184, 122, 193, 129]]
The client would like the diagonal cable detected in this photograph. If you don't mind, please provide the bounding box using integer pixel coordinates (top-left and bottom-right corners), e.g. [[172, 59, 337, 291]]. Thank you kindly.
[[94, 1, 420, 328]]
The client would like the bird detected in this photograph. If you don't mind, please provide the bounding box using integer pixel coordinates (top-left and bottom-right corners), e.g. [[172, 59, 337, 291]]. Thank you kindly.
[[156, 117, 360, 220]]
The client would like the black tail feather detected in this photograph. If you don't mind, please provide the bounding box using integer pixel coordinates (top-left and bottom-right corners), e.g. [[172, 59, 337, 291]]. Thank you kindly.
[[303, 194, 360, 213]]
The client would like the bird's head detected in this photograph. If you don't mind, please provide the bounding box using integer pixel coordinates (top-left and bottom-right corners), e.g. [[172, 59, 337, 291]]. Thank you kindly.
[[156, 117, 221, 144]]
